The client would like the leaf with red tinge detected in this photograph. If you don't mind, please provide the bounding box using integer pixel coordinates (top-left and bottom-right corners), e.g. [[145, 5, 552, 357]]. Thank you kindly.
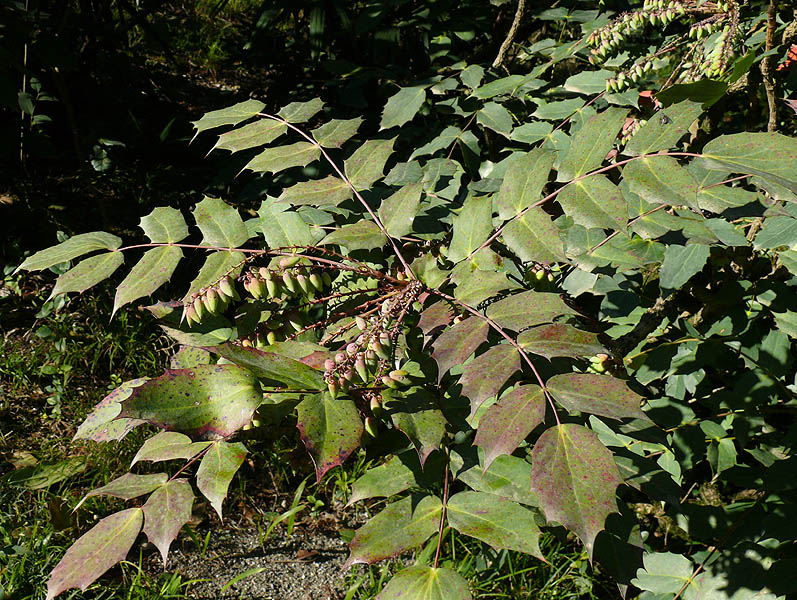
[[76, 473, 167, 511], [296, 393, 363, 482], [376, 565, 471, 600], [547, 374, 650, 422], [518, 324, 604, 359], [119, 364, 262, 439], [196, 441, 247, 519], [431, 317, 489, 382], [46, 508, 143, 600], [384, 389, 446, 465], [459, 345, 520, 417], [530, 424, 622, 558], [446, 491, 544, 560], [418, 301, 455, 340], [131, 431, 212, 466], [347, 495, 442, 566], [474, 385, 545, 470], [485, 291, 575, 331], [142, 479, 194, 565], [73, 378, 148, 442]]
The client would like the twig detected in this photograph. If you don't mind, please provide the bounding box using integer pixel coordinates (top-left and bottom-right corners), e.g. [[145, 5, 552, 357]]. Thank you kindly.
[[761, 0, 778, 132], [432, 459, 450, 569], [493, 0, 527, 70]]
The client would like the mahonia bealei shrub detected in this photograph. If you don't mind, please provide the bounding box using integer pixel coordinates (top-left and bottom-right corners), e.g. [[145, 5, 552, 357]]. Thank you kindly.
[[18, 3, 797, 598]]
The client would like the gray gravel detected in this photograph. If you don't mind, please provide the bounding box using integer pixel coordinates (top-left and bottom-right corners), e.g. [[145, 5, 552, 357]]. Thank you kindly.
[[160, 524, 353, 600]]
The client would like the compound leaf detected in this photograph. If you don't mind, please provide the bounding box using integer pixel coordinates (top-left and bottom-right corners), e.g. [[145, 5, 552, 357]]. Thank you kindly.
[[196, 440, 247, 519], [80, 473, 167, 508], [296, 393, 362, 482], [547, 373, 649, 421], [131, 431, 211, 466], [18, 231, 122, 273], [446, 491, 544, 559], [193, 197, 248, 248], [376, 566, 471, 600], [347, 495, 442, 566], [113, 246, 182, 315], [474, 385, 545, 470], [142, 479, 194, 565], [46, 508, 143, 600], [119, 364, 262, 438], [530, 424, 622, 558]]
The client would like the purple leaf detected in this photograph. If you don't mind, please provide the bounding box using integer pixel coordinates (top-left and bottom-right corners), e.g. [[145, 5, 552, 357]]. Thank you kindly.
[[119, 365, 262, 439], [347, 495, 442, 566], [530, 424, 622, 558], [473, 385, 545, 470], [547, 374, 650, 422], [76, 473, 168, 511], [418, 301, 455, 340], [296, 393, 363, 482], [485, 291, 575, 331], [518, 324, 605, 359], [446, 491, 544, 560], [73, 378, 148, 442], [196, 440, 247, 519], [46, 508, 143, 600], [459, 345, 520, 417], [431, 317, 489, 382], [131, 431, 211, 466], [376, 566, 471, 600], [142, 479, 194, 565]]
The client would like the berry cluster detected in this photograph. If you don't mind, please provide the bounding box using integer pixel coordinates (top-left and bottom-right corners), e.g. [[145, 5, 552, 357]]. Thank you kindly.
[[587, 5, 685, 63], [182, 275, 238, 325]]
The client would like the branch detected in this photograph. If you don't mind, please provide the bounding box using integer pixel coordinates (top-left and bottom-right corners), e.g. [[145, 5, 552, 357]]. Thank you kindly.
[[493, 0, 527, 70], [761, 0, 778, 132]]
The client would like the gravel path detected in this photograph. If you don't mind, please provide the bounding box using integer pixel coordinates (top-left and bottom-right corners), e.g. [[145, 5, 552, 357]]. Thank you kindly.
[[162, 524, 353, 599]]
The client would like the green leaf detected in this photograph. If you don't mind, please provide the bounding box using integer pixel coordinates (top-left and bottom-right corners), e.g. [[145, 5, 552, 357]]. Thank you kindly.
[[454, 270, 518, 307], [376, 566, 471, 600], [139, 207, 189, 243], [753, 216, 797, 250], [73, 378, 148, 442], [278, 176, 353, 207], [142, 479, 194, 565], [557, 176, 627, 231], [46, 508, 143, 600], [320, 220, 387, 251], [518, 324, 604, 359], [296, 393, 362, 481], [193, 197, 248, 248], [131, 431, 211, 466], [530, 424, 622, 557], [50, 252, 124, 298], [701, 132, 797, 194], [120, 364, 262, 438], [450, 448, 538, 507], [385, 389, 447, 465], [192, 99, 265, 135], [533, 98, 584, 121], [82, 473, 168, 506], [410, 126, 462, 160], [459, 345, 520, 417], [460, 64, 485, 89], [563, 69, 613, 94], [19, 232, 122, 272], [473, 385, 545, 470], [655, 80, 727, 108], [510, 121, 554, 145], [704, 219, 749, 246], [183, 250, 245, 301], [625, 100, 703, 155], [447, 491, 544, 559], [257, 201, 313, 248], [431, 317, 489, 383], [773, 311, 797, 338], [485, 291, 574, 331], [477, 102, 513, 136], [345, 138, 396, 191], [631, 552, 694, 595], [311, 117, 364, 148], [472, 75, 526, 99], [207, 343, 325, 389], [213, 119, 287, 152], [547, 374, 649, 421], [4, 457, 87, 490], [379, 183, 423, 238], [659, 244, 710, 290], [495, 149, 555, 220], [196, 441, 247, 519], [381, 85, 428, 130], [697, 184, 760, 212], [559, 107, 626, 179], [347, 495, 442, 566], [277, 98, 324, 123], [448, 196, 493, 263], [349, 451, 426, 505], [623, 156, 700, 210], [244, 141, 320, 174], [502, 208, 567, 263], [113, 246, 182, 314]]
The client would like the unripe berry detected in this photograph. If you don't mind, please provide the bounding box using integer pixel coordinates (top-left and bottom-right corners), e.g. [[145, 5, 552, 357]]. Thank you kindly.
[[309, 273, 323, 291], [193, 296, 205, 321], [218, 276, 235, 299], [204, 287, 221, 314], [282, 271, 297, 294]]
